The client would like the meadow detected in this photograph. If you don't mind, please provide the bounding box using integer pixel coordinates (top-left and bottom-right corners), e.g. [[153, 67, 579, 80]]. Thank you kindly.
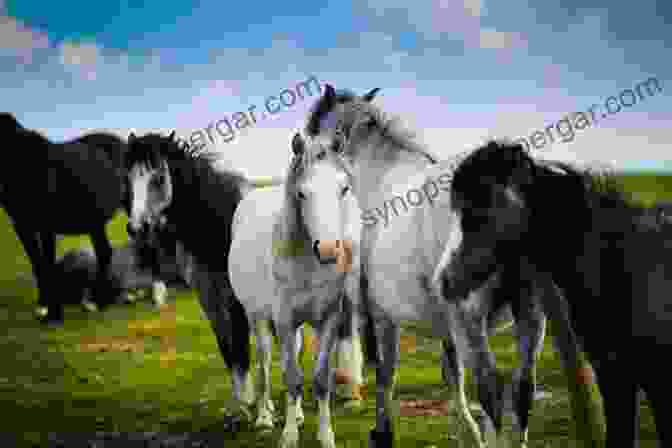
[[0, 174, 667, 447]]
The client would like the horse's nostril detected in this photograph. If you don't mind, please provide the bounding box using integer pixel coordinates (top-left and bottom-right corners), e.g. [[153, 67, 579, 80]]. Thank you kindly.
[[126, 223, 136, 237]]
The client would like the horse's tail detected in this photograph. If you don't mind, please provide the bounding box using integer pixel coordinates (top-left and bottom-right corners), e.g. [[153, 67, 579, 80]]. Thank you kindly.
[[217, 297, 251, 376], [227, 293, 251, 374], [360, 274, 379, 366]]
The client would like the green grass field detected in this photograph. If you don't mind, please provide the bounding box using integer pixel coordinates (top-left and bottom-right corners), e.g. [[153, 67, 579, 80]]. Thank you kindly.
[[0, 174, 665, 447]]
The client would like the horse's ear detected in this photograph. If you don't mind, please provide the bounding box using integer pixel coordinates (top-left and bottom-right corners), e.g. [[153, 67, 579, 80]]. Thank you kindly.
[[292, 132, 304, 155], [168, 130, 176, 141], [362, 87, 381, 102], [323, 84, 336, 105]]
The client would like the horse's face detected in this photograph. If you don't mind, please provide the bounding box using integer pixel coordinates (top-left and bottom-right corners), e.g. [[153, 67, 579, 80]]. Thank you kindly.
[[126, 157, 173, 238], [302, 85, 382, 199], [436, 142, 533, 301], [291, 132, 356, 266]]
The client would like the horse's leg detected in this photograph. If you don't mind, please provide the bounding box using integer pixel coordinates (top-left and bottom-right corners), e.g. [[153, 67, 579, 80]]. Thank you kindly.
[[192, 266, 254, 422], [278, 321, 304, 448], [295, 324, 305, 425], [313, 313, 341, 448], [254, 319, 275, 430], [642, 373, 672, 445], [592, 360, 638, 448], [90, 227, 114, 309], [13, 225, 58, 322], [151, 280, 168, 307], [441, 337, 485, 448], [368, 319, 400, 448], [511, 295, 546, 448], [463, 312, 504, 446], [335, 298, 365, 406], [38, 231, 60, 316]]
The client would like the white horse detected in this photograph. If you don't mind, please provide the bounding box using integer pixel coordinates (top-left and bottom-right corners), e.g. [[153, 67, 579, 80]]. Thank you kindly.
[[125, 131, 364, 441], [296, 85, 572, 448], [228, 132, 364, 448]]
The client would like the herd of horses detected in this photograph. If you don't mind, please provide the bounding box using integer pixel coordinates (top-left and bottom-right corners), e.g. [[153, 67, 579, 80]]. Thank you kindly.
[[0, 83, 669, 447]]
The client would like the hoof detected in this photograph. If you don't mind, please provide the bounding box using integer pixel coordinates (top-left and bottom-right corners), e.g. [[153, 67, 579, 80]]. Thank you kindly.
[[37, 311, 64, 326], [122, 292, 137, 304], [279, 427, 300, 448], [318, 428, 336, 448], [34, 306, 49, 318], [81, 300, 99, 313], [369, 428, 394, 448], [222, 414, 244, 433]]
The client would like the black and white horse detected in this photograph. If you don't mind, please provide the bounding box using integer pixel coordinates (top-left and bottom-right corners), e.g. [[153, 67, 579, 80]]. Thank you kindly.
[[438, 140, 671, 447]]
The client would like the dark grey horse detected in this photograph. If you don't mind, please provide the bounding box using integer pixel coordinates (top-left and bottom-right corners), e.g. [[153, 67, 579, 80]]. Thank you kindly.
[[0, 113, 128, 324], [439, 140, 671, 447], [52, 233, 192, 310]]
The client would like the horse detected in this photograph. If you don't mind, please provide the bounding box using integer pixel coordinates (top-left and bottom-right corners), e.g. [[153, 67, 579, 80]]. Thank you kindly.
[[228, 132, 364, 448], [438, 140, 671, 447], [0, 112, 128, 324], [124, 131, 365, 432], [296, 84, 585, 448], [52, 225, 193, 311]]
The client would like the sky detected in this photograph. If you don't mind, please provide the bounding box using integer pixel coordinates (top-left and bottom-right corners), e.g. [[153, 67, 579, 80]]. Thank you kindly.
[[1, 0, 671, 177]]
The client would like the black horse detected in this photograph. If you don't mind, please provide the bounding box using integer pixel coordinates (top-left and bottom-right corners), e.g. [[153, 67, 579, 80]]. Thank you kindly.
[[0, 112, 128, 324], [124, 132, 253, 421], [439, 140, 670, 447]]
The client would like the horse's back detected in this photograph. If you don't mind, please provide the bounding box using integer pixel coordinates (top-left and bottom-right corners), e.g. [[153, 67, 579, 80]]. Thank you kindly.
[[7, 138, 122, 231], [49, 141, 123, 226]]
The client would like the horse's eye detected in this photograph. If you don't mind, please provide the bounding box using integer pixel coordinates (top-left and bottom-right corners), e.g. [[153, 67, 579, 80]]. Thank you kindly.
[[316, 150, 326, 160], [155, 175, 165, 185], [332, 139, 343, 153], [341, 185, 350, 196]]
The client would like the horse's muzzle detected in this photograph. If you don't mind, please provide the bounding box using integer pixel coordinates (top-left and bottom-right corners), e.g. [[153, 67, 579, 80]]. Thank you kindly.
[[313, 240, 338, 265], [313, 240, 353, 273]]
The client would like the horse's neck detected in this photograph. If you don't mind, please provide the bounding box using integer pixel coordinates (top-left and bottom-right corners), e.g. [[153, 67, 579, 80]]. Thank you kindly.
[[353, 142, 434, 213], [278, 194, 309, 245], [165, 161, 194, 242]]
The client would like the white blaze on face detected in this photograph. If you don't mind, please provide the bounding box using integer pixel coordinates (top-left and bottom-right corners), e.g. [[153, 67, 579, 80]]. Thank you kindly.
[[299, 162, 349, 246], [127, 159, 172, 232], [128, 163, 153, 230]]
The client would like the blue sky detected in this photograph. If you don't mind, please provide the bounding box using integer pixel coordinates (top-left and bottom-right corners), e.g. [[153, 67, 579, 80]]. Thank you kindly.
[[1, 0, 670, 176]]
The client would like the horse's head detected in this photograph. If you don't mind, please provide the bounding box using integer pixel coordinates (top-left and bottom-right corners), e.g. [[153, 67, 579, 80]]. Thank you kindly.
[[435, 140, 536, 300], [125, 131, 176, 238], [287, 131, 359, 269], [302, 85, 389, 195]]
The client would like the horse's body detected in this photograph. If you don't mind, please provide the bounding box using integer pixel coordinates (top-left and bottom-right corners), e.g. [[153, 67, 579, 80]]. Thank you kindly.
[[125, 132, 365, 436], [53, 234, 192, 310], [439, 141, 671, 447], [228, 133, 364, 448], [296, 85, 579, 448], [125, 132, 256, 420], [0, 112, 128, 323]]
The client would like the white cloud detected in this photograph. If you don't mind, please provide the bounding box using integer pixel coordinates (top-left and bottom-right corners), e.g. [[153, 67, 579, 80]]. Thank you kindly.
[[58, 41, 101, 80], [359, 0, 526, 50], [0, 10, 50, 63]]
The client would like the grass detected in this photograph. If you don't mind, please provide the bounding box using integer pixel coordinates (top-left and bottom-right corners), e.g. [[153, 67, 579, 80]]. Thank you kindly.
[[0, 174, 666, 447]]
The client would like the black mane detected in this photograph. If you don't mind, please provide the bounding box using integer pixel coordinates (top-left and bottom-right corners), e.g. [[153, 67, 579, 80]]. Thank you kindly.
[[452, 139, 641, 221]]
